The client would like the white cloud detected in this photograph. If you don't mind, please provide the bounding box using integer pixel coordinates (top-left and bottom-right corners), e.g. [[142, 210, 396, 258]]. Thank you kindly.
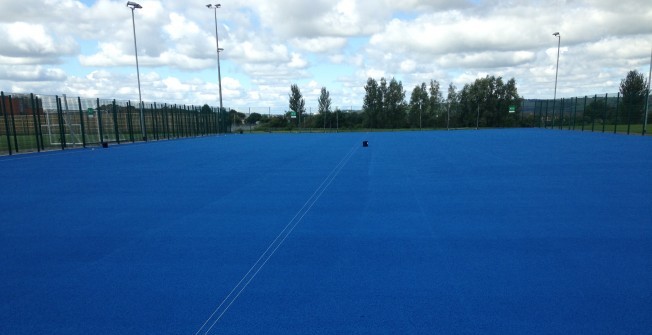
[[291, 37, 348, 53], [0, 22, 77, 63], [1, 0, 651, 107], [0, 65, 67, 81], [288, 53, 308, 69]]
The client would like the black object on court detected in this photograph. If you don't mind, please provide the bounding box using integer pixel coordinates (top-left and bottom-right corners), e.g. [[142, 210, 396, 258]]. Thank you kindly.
[[363, 141, 368, 147]]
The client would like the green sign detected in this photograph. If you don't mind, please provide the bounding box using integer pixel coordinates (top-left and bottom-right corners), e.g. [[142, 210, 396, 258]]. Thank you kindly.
[[290, 111, 297, 118], [87, 108, 95, 117], [509, 105, 516, 113]]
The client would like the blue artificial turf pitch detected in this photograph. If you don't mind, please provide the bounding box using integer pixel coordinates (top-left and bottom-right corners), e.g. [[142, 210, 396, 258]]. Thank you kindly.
[[1, 129, 651, 334]]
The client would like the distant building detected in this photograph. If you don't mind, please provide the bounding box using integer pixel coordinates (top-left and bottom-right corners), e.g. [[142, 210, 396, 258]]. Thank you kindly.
[[1, 94, 41, 116]]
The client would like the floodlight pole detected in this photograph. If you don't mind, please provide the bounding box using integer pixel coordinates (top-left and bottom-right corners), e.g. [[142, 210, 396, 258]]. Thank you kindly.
[[207, 4, 224, 133], [127, 1, 146, 141], [553, 32, 561, 127], [644, 46, 651, 136]]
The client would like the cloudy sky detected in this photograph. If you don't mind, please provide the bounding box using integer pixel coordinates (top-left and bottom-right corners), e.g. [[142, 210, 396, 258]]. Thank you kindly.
[[0, 0, 650, 112]]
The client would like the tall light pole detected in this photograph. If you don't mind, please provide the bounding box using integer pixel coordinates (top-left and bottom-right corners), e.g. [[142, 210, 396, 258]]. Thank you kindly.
[[553, 32, 561, 128], [207, 4, 224, 133], [127, 1, 146, 141]]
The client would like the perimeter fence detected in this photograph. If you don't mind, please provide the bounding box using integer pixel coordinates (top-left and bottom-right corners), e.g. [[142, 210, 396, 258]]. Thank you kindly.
[[0, 92, 230, 155], [1, 91, 650, 156], [521, 93, 650, 135]]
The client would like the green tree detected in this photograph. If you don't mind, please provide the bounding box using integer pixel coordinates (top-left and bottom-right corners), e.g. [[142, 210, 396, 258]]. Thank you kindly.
[[385, 78, 407, 128], [408, 83, 429, 128], [246, 112, 262, 125], [363, 78, 380, 128], [317, 87, 332, 129], [288, 84, 305, 127], [458, 75, 520, 128], [318, 87, 331, 114], [229, 109, 246, 126], [619, 70, 648, 123], [363, 77, 408, 129], [446, 83, 458, 128], [428, 80, 443, 127]]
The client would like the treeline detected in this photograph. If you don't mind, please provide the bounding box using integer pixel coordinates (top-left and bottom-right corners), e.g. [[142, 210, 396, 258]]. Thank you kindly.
[[244, 75, 524, 130], [364, 75, 522, 129]]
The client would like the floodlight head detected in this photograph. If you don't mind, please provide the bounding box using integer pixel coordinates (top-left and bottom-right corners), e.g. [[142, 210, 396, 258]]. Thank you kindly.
[[206, 4, 221, 8], [218, 48, 224, 52], [126, 1, 142, 9], [553, 32, 560, 36]]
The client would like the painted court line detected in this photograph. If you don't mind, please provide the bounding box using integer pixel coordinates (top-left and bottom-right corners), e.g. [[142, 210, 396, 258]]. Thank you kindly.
[[195, 138, 363, 335]]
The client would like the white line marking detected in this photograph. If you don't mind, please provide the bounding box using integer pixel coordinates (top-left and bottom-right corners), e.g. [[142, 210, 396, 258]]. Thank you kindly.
[[195, 140, 361, 335]]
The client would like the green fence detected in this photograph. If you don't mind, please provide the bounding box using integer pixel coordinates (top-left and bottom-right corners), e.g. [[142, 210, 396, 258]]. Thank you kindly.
[[2, 91, 650, 156], [521, 93, 650, 135], [0, 92, 230, 156]]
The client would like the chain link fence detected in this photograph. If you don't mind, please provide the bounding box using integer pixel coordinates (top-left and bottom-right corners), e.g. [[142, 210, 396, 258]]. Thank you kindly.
[[1, 92, 230, 155], [2, 91, 649, 156], [521, 93, 650, 135]]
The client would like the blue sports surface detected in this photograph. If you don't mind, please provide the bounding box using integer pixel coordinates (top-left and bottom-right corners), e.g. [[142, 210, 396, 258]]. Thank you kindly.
[[1, 129, 651, 334]]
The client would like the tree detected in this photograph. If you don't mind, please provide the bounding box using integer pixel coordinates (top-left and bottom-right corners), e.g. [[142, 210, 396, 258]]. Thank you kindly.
[[318, 87, 331, 114], [246, 112, 262, 125], [385, 78, 407, 128], [288, 84, 305, 127], [363, 78, 380, 128], [428, 80, 443, 127], [362, 77, 408, 129], [457, 75, 521, 128], [229, 109, 246, 126], [408, 83, 429, 128], [317, 87, 331, 129], [446, 83, 458, 128], [619, 70, 648, 123]]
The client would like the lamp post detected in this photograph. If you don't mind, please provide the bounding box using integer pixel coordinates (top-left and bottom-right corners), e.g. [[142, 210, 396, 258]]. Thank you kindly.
[[126, 1, 146, 141], [553, 32, 561, 128], [207, 4, 224, 133]]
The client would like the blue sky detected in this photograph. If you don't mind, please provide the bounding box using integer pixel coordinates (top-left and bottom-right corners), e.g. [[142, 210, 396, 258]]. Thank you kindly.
[[1, 0, 651, 112]]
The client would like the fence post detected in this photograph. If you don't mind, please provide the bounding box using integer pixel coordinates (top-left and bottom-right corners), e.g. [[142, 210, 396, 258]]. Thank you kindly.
[[614, 93, 620, 134], [111, 100, 120, 144], [126, 101, 135, 142], [582, 96, 587, 131], [55, 96, 66, 150], [572, 97, 577, 130], [544, 100, 549, 128], [96, 98, 104, 144], [171, 104, 176, 138], [151, 103, 158, 140], [8, 95, 19, 152], [164, 104, 170, 139], [536, 100, 540, 128], [35, 97, 44, 150], [142, 102, 148, 142], [591, 94, 597, 132], [559, 98, 564, 130], [1, 92, 12, 155], [77, 97, 86, 148], [183, 105, 188, 137], [30, 94, 41, 152], [602, 93, 608, 133], [552, 97, 556, 128]]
